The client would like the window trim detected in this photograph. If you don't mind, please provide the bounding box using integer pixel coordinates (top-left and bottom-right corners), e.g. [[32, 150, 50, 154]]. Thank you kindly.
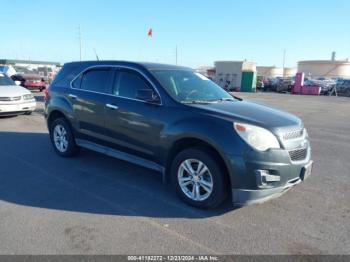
[[70, 65, 162, 105], [74, 67, 113, 93], [113, 68, 156, 101]]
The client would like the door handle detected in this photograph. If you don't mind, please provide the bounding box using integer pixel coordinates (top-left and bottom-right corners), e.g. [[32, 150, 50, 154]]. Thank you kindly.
[[106, 103, 119, 110], [68, 94, 78, 99]]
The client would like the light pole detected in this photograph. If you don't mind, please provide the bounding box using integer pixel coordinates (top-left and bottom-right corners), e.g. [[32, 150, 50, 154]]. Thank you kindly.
[[282, 49, 286, 78]]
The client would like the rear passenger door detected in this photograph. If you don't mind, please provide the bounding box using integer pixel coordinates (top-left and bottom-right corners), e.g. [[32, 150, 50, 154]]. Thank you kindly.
[[69, 67, 113, 141], [104, 68, 164, 162]]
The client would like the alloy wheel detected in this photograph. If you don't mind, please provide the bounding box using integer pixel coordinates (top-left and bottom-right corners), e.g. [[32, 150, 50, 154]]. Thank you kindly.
[[53, 124, 68, 153], [178, 159, 214, 201]]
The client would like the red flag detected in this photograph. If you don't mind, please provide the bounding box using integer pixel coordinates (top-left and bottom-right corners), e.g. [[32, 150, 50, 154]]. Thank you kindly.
[[148, 28, 153, 38]]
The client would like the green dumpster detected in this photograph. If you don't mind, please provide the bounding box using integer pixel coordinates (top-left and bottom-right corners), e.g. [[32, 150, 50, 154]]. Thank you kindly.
[[241, 71, 257, 92]]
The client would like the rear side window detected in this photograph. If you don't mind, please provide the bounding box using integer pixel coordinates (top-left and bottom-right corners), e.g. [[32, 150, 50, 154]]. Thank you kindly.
[[80, 68, 111, 93], [115, 70, 151, 99], [52, 64, 83, 88]]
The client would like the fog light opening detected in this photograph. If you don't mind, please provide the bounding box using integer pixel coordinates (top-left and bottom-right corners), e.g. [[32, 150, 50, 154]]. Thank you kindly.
[[255, 169, 281, 188]]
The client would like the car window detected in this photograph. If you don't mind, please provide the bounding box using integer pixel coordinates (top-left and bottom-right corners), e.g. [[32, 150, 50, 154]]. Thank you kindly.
[[152, 70, 233, 103], [0, 73, 15, 86], [114, 70, 152, 99], [80, 68, 111, 93], [72, 74, 82, 89]]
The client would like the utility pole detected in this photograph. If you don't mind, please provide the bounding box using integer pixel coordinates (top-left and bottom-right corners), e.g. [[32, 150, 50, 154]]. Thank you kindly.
[[282, 49, 286, 78]]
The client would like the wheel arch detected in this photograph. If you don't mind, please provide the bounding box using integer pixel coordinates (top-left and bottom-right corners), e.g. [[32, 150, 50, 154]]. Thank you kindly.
[[165, 137, 232, 191], [47, 110, 68, 129]]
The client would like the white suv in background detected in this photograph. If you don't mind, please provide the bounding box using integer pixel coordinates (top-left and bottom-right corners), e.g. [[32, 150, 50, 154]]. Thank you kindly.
[[0, 73, 36, 116]]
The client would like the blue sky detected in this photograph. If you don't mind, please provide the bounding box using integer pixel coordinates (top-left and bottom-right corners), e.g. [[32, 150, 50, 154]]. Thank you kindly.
[[0, 0, 349, 68]]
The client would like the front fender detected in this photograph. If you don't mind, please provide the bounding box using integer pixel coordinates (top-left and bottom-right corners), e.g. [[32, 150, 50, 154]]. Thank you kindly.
[[163, 116, 244, 156]]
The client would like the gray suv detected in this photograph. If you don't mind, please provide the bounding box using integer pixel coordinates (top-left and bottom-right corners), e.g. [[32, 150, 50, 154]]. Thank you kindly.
[[45, 61, 313, 209]]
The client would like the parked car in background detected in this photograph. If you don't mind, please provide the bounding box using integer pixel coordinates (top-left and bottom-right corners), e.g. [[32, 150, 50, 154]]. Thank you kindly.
[[256, 76, 264, 90], [45, 61, 313, 209], [304, 79, 336, 95], [276, 77, 295, 93], [336, 79, 350, 97], [0, 73, 36, 116], [263, 77, 281, 92], [0, 65, 17, 76], [11, 74, 47, 92], [37, 67, 57, 84]]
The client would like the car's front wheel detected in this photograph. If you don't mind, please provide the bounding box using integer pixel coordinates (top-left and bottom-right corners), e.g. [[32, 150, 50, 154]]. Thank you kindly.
[[50, 118, 78, 157], [171, 148, 228, 209]]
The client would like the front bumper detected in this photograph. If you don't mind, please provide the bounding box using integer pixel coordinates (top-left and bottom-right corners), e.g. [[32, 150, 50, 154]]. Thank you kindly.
[[232, 160, 313, 206], [0, 101, 36, 115], [225, 140, 313, 206]]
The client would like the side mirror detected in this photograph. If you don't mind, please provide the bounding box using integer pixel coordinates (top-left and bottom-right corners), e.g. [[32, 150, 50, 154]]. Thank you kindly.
[[136, 89, 160, 103]]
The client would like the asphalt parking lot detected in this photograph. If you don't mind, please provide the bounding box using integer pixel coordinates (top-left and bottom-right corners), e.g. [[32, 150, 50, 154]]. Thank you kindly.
[[0, 92, 349, 255]]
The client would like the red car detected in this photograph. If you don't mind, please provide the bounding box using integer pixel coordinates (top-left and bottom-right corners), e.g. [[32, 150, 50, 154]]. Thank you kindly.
[[11, 74, 47, 92]]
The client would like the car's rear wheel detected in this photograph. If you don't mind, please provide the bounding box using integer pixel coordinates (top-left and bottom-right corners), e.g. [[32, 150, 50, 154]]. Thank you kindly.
[[50, 118, 78, 157], [171, 148, 228, 209], [24, 111, 32, 115]]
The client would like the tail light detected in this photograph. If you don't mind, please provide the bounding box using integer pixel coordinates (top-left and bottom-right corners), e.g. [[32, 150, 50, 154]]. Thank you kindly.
[[44, 88, 49, 102]]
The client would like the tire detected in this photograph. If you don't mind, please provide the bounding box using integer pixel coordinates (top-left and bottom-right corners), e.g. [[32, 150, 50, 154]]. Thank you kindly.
[[49, 118, 79, 157], [171, 147, 228, 209], [345, 89, 350, 97], [24, 111, 32, 115]]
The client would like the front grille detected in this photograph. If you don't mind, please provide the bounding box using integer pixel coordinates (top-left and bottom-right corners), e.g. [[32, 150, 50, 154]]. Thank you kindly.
[[289, 148, 307, 162], [283, 129, 304, 140], [0, 96, 21, 101]]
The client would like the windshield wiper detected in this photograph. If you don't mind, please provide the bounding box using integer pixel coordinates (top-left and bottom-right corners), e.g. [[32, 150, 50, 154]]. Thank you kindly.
[[212, 98, 235, 102], [230, 94, 243, 101], [182, 100, 216, 104]]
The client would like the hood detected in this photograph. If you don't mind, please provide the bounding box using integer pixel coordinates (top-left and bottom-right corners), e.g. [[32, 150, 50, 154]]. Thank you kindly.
[[190, 100, 302, 130], [0, 85, 31, 97]]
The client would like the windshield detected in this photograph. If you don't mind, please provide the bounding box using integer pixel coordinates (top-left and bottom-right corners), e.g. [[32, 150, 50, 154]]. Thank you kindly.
[[0, 74, 15, 86], [152, 70, 235, 103]]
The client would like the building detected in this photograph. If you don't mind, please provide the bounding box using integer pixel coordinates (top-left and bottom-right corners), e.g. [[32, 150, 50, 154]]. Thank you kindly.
[[298, 60, 350, 79], [0, 59, 61, 71], [257, 66, 283, 78], [284, 67, 297, 77], [214, 61, 256, 90], [257, 66, 297, 78]]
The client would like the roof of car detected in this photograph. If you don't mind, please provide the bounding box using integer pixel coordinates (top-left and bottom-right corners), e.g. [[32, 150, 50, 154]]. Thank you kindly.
[[64, 61, 192, 71]]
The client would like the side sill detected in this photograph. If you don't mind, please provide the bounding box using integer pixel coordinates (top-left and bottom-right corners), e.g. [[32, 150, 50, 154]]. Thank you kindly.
[[76, 139, 165, 175]]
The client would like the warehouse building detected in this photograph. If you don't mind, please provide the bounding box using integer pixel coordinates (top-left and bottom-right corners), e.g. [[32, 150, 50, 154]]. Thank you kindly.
[[298, 60, 350, 79], [0, 59, 60, 69], [214, 61, 256, 91]]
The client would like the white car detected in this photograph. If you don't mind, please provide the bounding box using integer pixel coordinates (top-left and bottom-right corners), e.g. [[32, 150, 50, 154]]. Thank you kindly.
[[0, 73, 36, 116]]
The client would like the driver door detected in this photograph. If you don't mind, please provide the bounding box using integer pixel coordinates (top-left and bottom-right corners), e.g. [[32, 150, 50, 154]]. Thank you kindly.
[[104, 68, 164, 162]]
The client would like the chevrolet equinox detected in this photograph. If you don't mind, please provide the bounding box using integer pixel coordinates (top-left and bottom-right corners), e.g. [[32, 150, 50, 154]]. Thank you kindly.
[[45, 61, 313, 209]]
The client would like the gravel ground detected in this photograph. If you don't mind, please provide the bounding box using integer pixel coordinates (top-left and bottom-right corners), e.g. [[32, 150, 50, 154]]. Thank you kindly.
[[0, 92, 349, 255]]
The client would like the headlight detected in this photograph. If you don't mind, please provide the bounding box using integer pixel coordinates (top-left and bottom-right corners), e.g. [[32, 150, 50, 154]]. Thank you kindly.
[[234, 123, 280, 151], [23, 94, 34, 100]]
